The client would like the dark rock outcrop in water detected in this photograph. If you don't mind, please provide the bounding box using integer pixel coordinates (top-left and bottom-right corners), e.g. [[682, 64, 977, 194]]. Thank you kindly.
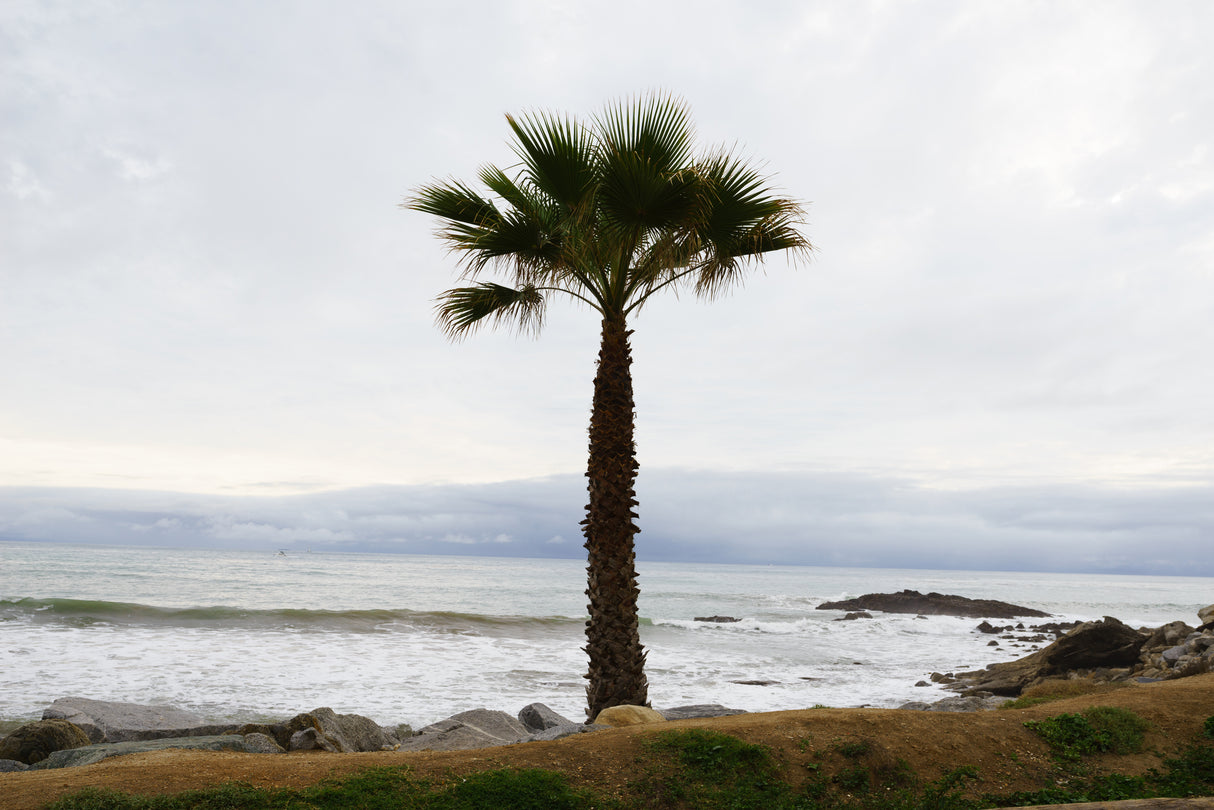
[[816, 589, 1050, 619]]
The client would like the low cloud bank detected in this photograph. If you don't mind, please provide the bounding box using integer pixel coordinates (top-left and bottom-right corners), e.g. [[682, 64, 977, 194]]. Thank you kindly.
[[1, 470, 1210, 576]]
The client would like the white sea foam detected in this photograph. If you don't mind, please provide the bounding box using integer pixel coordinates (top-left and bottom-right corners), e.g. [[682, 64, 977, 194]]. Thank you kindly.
[[1, 542, 1210, 728]]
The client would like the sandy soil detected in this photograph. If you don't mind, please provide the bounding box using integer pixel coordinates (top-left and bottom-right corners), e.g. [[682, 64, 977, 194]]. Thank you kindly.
[[3, 673, 1213, 810]]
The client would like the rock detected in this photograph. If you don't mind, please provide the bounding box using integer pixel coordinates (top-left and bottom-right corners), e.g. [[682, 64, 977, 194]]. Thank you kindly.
[[953, 616, 1147, 695], [899, 695, 1008, 712], [275, 708, 394, 753], [730, 679, 779, 686], [1141, 621, 1195, 652], [0, 719, 91, 764], [1162, 644, 1189, 664], [976, 621, 1007, 634], [240, 732, 285, 754], [41, 697, 235, 744], [0, 759, 31, 772], [517, 703, 573, 733], [594, 705, 665, 727], [399, 709, 529, 752], [1199, 603, 1214, 626], [290, 726, 341, 752], [658, 704, 746, 720], [694, 615, 741, 623], [386, 723, 414, 741], [1032, 621, 1083, 637], [30, 735, 253, 770], [816, 590, 1049, 619], [929, 672, 956, 684], [837, 612, 873, 621], [528, 722, 605, 741], [987, 640, 999, 646]]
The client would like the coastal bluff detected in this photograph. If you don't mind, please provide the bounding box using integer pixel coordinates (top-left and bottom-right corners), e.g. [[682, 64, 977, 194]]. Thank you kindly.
[[816, 589, 1051, 619]]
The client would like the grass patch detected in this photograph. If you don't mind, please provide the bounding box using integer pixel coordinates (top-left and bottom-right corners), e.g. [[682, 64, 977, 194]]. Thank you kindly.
[[636, 728, 795, 808], [45, 767, 594, 810], [999, 677, 1129, 710], [1024, 706, 1150, 761]]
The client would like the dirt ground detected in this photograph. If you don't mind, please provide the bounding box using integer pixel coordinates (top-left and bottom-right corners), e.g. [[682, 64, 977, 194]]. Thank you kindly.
[[3, 673, 1213, 810]]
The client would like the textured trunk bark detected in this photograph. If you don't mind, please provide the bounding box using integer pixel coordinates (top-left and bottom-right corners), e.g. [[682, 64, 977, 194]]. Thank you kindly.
[[582, 315, 648, 719]]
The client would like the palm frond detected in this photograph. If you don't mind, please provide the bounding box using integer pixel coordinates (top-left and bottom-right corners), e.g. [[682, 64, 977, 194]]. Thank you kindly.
[[597, 92, 695, 175], [690, 150, 811, 297], [506, 111, 598, 213], [405, 180, 500, 227], [435, 282, 546, 339]]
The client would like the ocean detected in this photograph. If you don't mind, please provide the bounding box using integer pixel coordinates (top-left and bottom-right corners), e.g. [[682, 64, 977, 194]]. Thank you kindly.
[[2, 541, 1210, 730]]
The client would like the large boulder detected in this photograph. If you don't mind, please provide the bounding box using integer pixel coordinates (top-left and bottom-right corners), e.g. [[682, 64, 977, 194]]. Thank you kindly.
[[30, 735, 253, 770], [816, 590, 1050, 619], [1198, 603, 1214, 627], [280, 708, 395, 752], [593, 705, 665, 727], [0, 719, 91, 764], [41, 697, 234, 743], [399, 709, 529, 752], [517, 703, 573, 733], [954, 616, 1147, 695], [659, 704, 747, 720]]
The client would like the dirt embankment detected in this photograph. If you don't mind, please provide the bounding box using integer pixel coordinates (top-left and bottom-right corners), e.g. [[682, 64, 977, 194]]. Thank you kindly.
[[2, 673, 1213, 810]]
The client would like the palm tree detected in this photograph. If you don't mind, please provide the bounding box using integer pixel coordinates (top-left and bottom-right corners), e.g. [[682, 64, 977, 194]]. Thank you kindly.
[[406, 93, 810, 718]]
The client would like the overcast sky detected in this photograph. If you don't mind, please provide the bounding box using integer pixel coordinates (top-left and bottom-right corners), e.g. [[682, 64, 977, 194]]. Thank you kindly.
[[3, 2, 1212, 574]]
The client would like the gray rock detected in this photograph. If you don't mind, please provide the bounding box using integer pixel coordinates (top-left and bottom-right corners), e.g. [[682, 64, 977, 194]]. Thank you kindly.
[[278, 708, 394, 753], [241, 732, 285, 754], [658, 704, 747, 720], [384, 723, 413, 743], [527, 722, 598, 741], [899, 695, 1008, 712], [31, 735, 252, 770], [312, 707, 393, 752], [1197, 603, 1214, 625], [694, 615, 741, 623], [41, 697, 235, 744], [518, 703, 573, 732], [290, 726, 341, 752], [402, 709, 529, 752], [1162, 644, 1189, 664], [0, 759, 30, 772]]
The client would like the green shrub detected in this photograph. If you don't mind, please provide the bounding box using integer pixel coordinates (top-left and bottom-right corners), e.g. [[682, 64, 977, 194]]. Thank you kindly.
[[1024, 706, 1150, 761]]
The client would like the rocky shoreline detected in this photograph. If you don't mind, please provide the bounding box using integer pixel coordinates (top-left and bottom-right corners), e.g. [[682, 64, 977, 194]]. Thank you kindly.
[[4, 596, 1211, 773], [0, 697, 748, 772]]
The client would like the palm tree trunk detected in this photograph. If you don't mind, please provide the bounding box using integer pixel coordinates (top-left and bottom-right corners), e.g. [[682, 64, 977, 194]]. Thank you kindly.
[[582, 315, 648, 719]]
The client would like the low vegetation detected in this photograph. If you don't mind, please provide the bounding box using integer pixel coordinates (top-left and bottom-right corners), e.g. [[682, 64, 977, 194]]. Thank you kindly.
[[999, 677, 1130, 710], [42, 714, 1214, 810], [1024, 706, 1151, 760]]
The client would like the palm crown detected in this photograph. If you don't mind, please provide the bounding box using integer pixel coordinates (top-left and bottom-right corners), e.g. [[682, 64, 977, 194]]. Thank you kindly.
[[407, 93, 810, 718], [410, 94, 808, 334]]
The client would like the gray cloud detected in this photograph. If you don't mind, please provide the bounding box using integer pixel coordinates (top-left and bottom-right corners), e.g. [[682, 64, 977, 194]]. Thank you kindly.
[[2, 470, 1210, 575]]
